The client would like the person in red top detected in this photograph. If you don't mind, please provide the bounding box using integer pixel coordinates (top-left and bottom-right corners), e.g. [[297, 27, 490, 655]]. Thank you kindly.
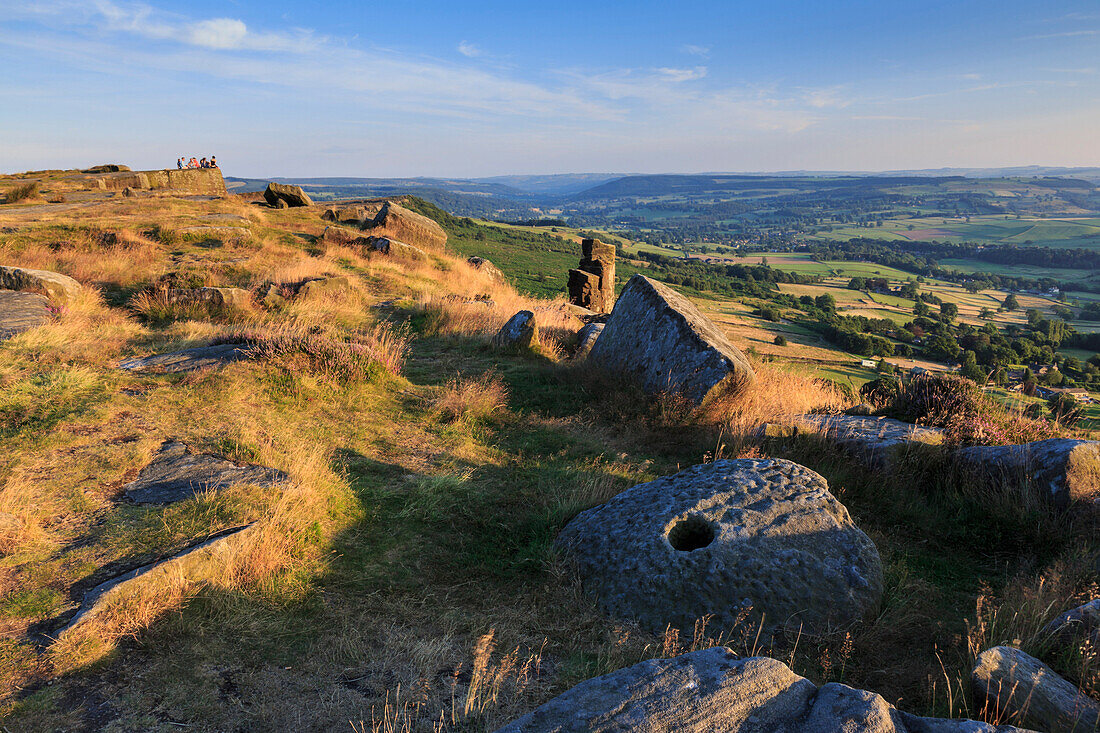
[[189, 157, 198, 168]]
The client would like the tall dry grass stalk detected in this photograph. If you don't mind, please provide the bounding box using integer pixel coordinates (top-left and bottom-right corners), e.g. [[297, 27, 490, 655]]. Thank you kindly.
[[433, 373, 509, 423]]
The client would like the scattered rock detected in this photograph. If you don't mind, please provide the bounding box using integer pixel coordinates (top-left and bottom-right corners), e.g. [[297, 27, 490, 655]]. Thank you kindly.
[[1045, 599, 1100, 648], [493, 311, 538, 350], [0, 290, 50, 339], [847, 403, 875, 416], [273, 198, 290, 209], [955, 439, 1100, 508], [363, 201, 447, 250], [263, 182, 312, 208], [58, 524, 257, 638], [166, 287, 251, 309], [121, 186, 136, 198], [565, 303, 599, 320], [298, 276, 353, 299], [574, 322, 604, 359], [778, 415, 945, 471], [567, 238, 615, 313], [587, 274, 755, 405], [82, 164, 131, 173], [0, 265, 81, 305], [321, 205, 369, 225], [468, 256, 504, 281], [556, 458, 883, 637], [118, 343, 250, 373], [972, 645, 1099, 733], [123, 440, 287, 504], [367, 236, 428, 260], [261, 284, 288, 308], [499, 647, 1026, 733]]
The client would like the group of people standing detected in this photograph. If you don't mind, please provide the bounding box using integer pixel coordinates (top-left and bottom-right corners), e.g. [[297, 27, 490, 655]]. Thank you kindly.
[[177, 156, 217, 169]]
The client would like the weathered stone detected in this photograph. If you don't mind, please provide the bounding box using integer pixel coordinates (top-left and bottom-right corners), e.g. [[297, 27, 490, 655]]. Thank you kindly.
[[321, 205, 368, 225], [567, 238, 616, 313], [972, 646, 1100, 733], [498, 647, 1026, 733], [166, 287, 251, 310], [263, 182, 313, 208], [123, 440, 287, 504], [955, 439, 1100, 507], [587, 275, 755, 405], [274, 197, 290, 209], [82, 164, 131, 173], [121, 186, 136, 197], [789, 414, 944, 471], [567, 269, 603, 311], [556, 458, 883, 637], [493, 311, 538, 350], [565, 303, 599, 320], [0, 290, 50, 339], [574, 322, 604, 359], [58, 524, 257, 638], [261, 284, 288, 308], [118, 343, 250, 373], [847, 403, 875, 416], [1045, 599, 1100, 648], [0, 265, 81, 306], [143, 168, 227, 196], [366, 236, 428, 261], [363, 201, 447, 249], [320, 225, 361, 247], [298, 276, 353, 299], [468, 256, 504, 281]]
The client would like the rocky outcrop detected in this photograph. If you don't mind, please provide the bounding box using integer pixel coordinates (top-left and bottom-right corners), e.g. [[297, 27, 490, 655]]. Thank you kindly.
[[493, 311, 538, 350], [363, 201, 447, 250], [58, 524, 256, 639], [298, 276, 353, 299], [118, 344, 250, 373], [166, 287, 251, 310], [955, 439, 1100, 507], [0, 265, 81, 306], [367, 236, 428, 261], [972, 646, 1099, 733], [556, 459, 883, 637], [498, 647, 1027, 733], [568, 238, 615, 313], [124, 440, 287, 504], [468, 256, 505, 281], [0, 290, 50, 340], [587, 275, 755, 405], [322, 205, 370, 225], [263, 182, 313, 208], [770, 415, 945, 471], [82, 164, 131, 173], [574, 322, 604, 359]]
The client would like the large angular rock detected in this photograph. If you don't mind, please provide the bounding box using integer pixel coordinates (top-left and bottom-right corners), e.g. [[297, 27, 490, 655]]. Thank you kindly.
[[321, 205, 369, 225], [586, 275, 755, 405], [778, 415, 945, 471], [366, 236, 428, 261], [0, 265, 81, 306], [298, 276, 353, 299], [118, 343, 250, 373], [58, 524, 256, 638], [972, 646, 1099, 733], [363, 201, 447, 250], [123, 440, 287, 504], [468, 256, 504, 282], [0, 290, 49, 340], [263, 182, 313, 208], [498, 647, 1028, 733], [954, 439, 1100, 508], [556, 459, 883, 637], [568, 238, 616, 313]]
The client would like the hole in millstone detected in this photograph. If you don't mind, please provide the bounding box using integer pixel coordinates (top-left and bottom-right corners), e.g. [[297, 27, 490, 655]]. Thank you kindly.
[[667, 516, 716, 552]]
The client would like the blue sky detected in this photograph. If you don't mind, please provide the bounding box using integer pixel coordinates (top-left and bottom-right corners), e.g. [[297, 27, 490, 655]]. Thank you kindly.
[[2, 0, 1099, 177]]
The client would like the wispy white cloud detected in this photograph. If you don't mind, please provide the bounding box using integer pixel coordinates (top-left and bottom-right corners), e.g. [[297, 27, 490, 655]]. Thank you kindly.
[[457, 41, 482, 58], [681, 44, 710, 57], [1021, 29, 1099, 40], [655, 66, 708, 82], [802, 87, 850, 109]]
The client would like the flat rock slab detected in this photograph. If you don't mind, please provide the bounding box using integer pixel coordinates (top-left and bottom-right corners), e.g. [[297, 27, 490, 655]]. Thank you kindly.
[[58, 524, 256, 638], [973, 646, 1098, 733], [587, 274, 755, 405], [775, 414, 944, 470], [118, 343, 250, 373], [557, 458, 883, 637], [955, 439, 1100, 507], [498, 647, 1030, 733], [0, 289, 49, 339], [123, 440, 288, 504], [363, 201, 447, 250]]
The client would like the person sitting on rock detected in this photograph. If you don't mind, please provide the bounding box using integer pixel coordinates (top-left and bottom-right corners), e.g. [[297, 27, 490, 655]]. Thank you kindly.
[[177, 157, 183, 169], [200, 157, 208, 168], [189, 157, 198, 168], [210, 156, 217, 168]]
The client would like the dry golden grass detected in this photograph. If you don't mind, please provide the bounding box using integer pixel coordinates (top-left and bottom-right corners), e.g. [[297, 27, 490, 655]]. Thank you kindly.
[[433, 373, 509, 424]]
